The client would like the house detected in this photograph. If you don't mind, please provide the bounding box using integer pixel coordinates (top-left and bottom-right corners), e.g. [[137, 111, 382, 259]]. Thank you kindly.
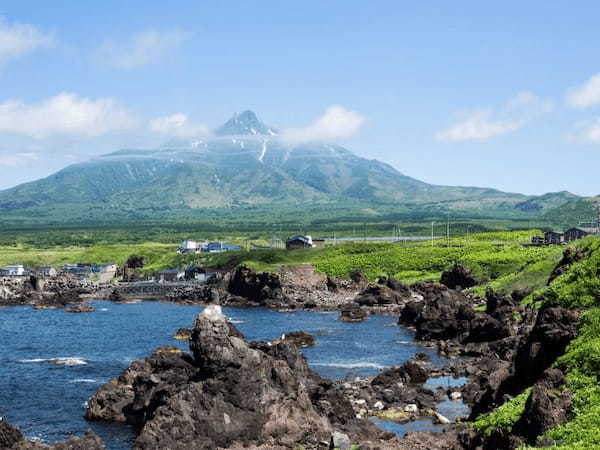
[[312, 239, 326, 248], [36, 266, 57, 277], [158, 269, 185, 282], [177, 240, 207, 254], [544, 231, 564, 245], [206, 242, 223, 253], [184, 265, 224, 282], [531, 236, 545, 246], [222, 244, 241, 252], [3, 265, 25, 276], [61, 264, 94, 279], [286, 235, 313, 250], [564, 227, 597, 243]]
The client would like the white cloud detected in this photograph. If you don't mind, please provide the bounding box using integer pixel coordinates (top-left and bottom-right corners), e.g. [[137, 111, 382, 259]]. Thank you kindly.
[[0, 152, 39, 168], [0, 17, 54, 64], [435, 111, 522, 142], [570, 117, 600, 144], [0, 93, 138, 138], [96, 29, 190, 70], [149, 113, 209, 138], [566, 73, 600, 108], [436, 91, 551, 143], [281, 105, 366, 143]]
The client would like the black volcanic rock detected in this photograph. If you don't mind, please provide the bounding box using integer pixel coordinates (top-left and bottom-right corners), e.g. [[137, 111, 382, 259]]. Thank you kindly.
[[440, 263, 479, 290], [0, 419, 23, 448], [86, 305, 397, 449]]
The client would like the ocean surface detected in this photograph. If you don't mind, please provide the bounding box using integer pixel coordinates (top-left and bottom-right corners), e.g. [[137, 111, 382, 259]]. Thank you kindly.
[[0, 300, 465, 449]]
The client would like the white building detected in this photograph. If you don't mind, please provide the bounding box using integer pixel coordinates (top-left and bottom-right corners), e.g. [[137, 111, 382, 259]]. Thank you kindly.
[[177, 240, 208, 254], [3, 265, 25, 276]]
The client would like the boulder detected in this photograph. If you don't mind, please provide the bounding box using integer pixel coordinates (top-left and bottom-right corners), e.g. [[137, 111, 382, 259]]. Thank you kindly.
[[227, 265, 284, 304], [355, 284, 403, 306], [0, 420, 104, 450], [339, 302, 368, 322], [513, 306, 579, 389], [440, 263, 479, 290], [514, 368, 572, 444], [279, 331, 316, 348], [0, 419, 23, 448]]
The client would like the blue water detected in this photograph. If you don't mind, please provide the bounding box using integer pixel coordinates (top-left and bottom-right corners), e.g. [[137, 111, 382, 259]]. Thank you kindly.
[[1, 301, 443, 449]]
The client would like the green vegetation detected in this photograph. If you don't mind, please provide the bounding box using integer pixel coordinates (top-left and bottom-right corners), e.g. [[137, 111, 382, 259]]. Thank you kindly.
[[0, 230, 565, 304], [472, 389, 531, 436], [471, 236, 600, 449]]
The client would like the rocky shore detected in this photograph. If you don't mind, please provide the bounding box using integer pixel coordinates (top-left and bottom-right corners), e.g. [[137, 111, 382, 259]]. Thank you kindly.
[[0, 276, 109, 309], [0, 419, 104, 449], [2, 254, 583, 449], [85, 305, 405, 449]]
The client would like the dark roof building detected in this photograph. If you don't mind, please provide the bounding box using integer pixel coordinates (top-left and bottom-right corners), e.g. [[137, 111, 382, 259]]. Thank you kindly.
[[286, 235, 313, 250], [544, 231, 564, 245], [564, 227, 597, 243]]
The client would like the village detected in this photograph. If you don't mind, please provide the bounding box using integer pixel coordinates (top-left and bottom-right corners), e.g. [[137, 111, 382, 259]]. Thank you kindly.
[[1, 221, 599, 286]]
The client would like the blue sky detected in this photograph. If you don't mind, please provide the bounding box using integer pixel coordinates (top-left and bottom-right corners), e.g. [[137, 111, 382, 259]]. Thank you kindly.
[[0, 1, 599, 196]]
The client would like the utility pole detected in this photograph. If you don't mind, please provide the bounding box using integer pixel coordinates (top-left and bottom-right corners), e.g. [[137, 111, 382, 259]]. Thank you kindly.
[[447, 211, 450, 247], [431, 221, 436, 247]]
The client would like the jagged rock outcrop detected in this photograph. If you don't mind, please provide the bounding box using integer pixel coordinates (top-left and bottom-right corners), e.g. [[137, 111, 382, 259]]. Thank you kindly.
[[399, 283, 475, 341], [0, 276, 100, 307], [0, 420, 104, 450], [227, 266, 284, 305], [513, 368, 572, 445], [547, 246, 586, 284], [0, 419, 23, 449], [86, 305, 398, 449], [440, 263, 479, 290]]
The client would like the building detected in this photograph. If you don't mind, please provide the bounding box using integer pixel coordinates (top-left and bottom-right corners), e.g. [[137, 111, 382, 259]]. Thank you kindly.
[[544, 231, 564, 245], [2, 265, 26, 276], [36, 266, 57, 277], [184, 266, 223, 282], [286, 235, 313, 250], [531, 236, 545, 246], [564, 227, 597, 243], [177, 240, 207, 254], [312, 238, 326, 248], [158, 269, 185, 282], [206, 242, 223, 253]]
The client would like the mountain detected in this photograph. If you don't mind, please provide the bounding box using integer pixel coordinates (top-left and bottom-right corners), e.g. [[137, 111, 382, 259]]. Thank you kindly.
[[0, 111, 579, 224], [542, 195, 600, 228]]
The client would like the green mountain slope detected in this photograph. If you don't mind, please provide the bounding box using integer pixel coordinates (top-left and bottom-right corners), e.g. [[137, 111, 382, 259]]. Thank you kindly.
[[0, 111, 580, 224]]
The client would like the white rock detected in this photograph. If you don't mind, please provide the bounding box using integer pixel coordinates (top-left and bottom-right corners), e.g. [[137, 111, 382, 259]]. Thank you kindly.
[[200, 305, 224, 322], [374, 401, 385, 410], [331, 431, 352, 450], [450, 391, 462, 401], [354, 399, 367, 406], [404, 404, 418, 413], [434, 411, 451, 424]]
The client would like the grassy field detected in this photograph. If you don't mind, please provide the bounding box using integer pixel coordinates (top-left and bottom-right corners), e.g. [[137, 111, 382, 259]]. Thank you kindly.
[[0, 230, 563, 296]]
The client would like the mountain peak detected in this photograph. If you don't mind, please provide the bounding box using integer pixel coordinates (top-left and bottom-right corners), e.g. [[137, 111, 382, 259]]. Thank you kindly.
[[215, 110, 276, 136]]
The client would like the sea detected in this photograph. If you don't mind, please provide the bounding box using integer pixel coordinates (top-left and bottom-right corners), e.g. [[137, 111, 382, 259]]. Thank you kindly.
[[0, 300, 468, 449]]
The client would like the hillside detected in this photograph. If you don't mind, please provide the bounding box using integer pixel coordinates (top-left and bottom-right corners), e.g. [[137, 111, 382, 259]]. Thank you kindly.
[[542, 195, 600, 228], [0, 111, 579, 225]]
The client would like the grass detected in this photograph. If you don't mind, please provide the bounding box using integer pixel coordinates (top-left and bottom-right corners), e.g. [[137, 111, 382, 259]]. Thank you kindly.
[[472, 388, 531, 436], [0, 231, 562, 298], [470, 236, 600, 449]]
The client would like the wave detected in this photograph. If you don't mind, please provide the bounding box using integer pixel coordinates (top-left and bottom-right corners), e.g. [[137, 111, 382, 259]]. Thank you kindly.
[[312, 361, 385, 370], [228, 319, 246, 324], [17, 357, 88, 366], [69, 378, 100, 384]]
